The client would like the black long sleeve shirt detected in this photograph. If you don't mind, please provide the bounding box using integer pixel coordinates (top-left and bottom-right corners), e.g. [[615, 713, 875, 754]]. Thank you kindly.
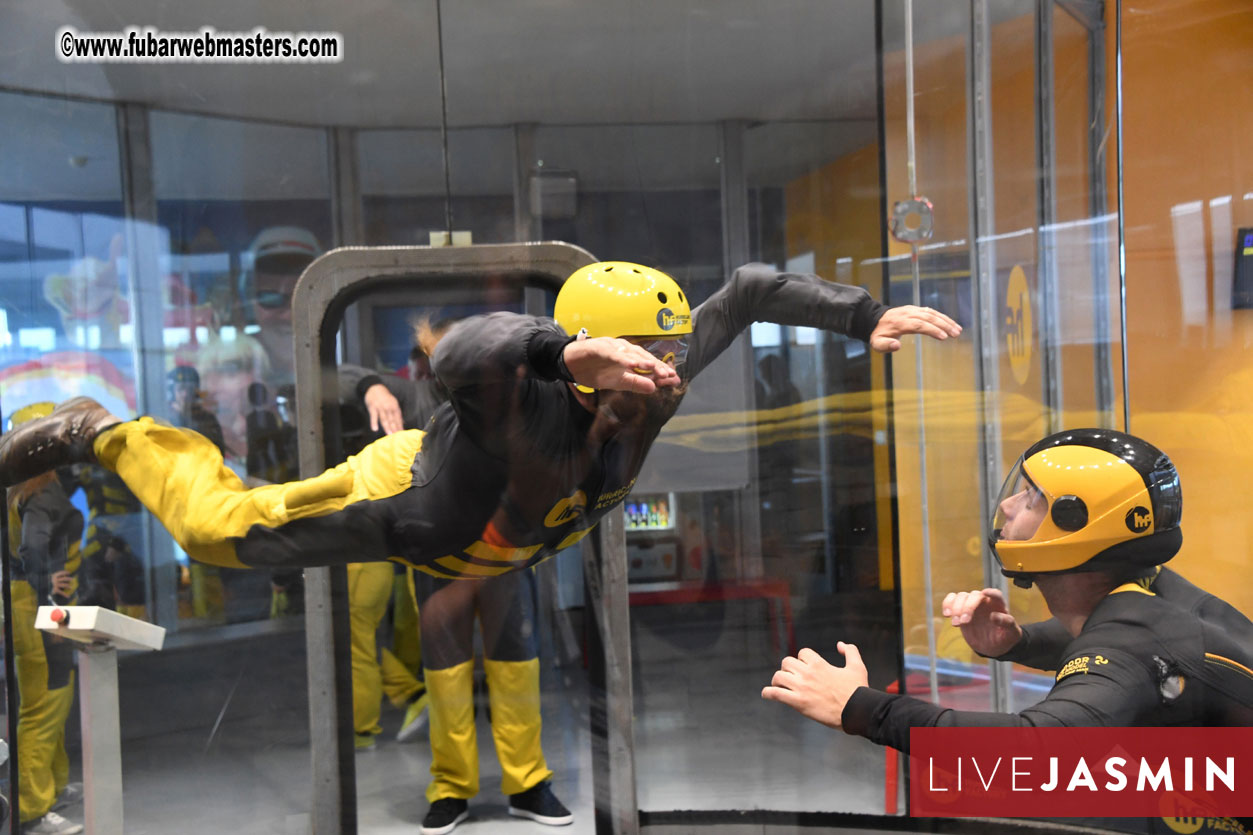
[[843, 568, 1253, 752]]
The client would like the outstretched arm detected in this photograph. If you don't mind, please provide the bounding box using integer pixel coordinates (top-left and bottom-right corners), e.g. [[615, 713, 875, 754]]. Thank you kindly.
[[762, 638, 1157, 753], [433, 312, 676, 394], [685, 264, 960, 379]]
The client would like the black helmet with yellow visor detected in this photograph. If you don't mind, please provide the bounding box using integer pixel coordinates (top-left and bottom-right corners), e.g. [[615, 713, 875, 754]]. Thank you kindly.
[[991, 428, 1182, 588]]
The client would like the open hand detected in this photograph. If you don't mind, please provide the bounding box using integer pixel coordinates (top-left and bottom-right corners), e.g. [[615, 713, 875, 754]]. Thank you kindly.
[[562, 337, 681, 393], [870, 305, 962, 352], [761, 643, 868, 730], [364, 383, 404, 434], [941, 587, 1022, 657]]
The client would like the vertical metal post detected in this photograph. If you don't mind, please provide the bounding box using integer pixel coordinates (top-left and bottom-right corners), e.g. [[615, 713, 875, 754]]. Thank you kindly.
[[1083, 5, 1116, 422], [305, 564, 353, 835], [901, 0, 940, 707], [585, 508, 638, 835], [969, 0, 1013, 713], [330, 126, 364, 359], [116, 102, 179, 629], [330, 128, 364, 248], [513, 124, 540, 242], [78, 648, 124, 835], [1036, 0, 1064, 431], [718, 120, 763, 578], [301, 326, 355, 833], [1114, 0, 1131, 432]]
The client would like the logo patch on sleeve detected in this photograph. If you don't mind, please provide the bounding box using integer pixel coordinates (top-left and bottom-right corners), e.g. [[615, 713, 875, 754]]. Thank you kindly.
[[1056, 654, 1110, 681]]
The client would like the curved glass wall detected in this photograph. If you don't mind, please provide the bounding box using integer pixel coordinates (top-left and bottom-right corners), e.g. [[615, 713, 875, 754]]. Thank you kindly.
[[1, 1, 1250, 833]]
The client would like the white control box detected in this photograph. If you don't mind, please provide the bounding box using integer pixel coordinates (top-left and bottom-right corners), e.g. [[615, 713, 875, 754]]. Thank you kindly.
[[35, 606, 166, 651]]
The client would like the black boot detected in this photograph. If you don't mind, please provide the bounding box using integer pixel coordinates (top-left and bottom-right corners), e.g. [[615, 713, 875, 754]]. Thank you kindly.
[[0, 397, 120, 487]]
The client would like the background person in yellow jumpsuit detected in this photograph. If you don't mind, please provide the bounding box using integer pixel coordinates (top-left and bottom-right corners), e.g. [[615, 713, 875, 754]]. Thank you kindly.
[[415, 570, 565, 833], [7, 403, 85, 835], [346, 325, 572, 831], [347, 559, 428, 749]]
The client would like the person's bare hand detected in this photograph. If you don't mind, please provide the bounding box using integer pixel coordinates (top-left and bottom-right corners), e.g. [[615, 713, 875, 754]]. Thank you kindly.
[[562, 337, 681, 393], [870, 305, 962, 353], [364, 383, 404, 434], [51, 570, 74, 597], [941, 587, 1022, 657], [761, 643, 868, 730]]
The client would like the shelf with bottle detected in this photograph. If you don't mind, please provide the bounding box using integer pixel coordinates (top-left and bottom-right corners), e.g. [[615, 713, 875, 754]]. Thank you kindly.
[[623, 491, 675, 532]]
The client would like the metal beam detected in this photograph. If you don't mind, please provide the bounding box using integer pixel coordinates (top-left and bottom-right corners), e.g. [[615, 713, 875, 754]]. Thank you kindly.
[[585, 508, 639, 835], [514, 124, 540, 242], [293, 242, 597, 835], [968, 0, 1013, 714], [1037, 0, 1064, 431], [116, 102, 179, 629], [718, 120, 764, 579]]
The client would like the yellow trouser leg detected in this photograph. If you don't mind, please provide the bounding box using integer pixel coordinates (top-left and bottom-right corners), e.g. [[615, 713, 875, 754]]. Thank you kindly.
[[190, 564, 225, 618], [391, 569, 422, 679], [425, 660, 478, 802], [94, 420, 424, 569], [380, 648, 423, 709], [348, 561, 395, 736], [12, 582, 76, 822], [484, 658, 552, 796]]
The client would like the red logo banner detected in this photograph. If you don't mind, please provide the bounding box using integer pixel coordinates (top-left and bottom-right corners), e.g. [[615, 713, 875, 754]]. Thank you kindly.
[[910, 727, 1253, 817]]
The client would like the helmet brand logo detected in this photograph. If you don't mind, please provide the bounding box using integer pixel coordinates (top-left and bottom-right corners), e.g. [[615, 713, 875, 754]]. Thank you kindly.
[[544, 490, 587, 528], [656, 308, 689, 331], [1125, 506, 1152, 533]]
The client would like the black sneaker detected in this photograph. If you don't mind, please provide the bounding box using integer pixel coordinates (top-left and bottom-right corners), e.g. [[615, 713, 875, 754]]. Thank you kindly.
[[420, 798, 468, 835], [508, 781, 573, 826]]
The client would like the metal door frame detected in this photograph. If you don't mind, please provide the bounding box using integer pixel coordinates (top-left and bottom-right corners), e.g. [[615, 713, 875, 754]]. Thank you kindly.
[[289, 241, 638, 834]]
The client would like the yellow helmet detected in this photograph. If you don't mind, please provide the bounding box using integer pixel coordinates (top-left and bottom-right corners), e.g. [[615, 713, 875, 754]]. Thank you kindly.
[[554, 262, 692, 340], [991, 429, 1182, 586], [7, 402, 56, 432]]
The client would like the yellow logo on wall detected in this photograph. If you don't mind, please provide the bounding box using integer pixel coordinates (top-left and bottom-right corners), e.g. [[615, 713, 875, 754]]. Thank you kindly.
[[1005, 265, 1033, 385]]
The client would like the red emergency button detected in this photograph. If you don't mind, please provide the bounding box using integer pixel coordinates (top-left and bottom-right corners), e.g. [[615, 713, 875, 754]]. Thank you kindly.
[[50, 608, 68, 625]]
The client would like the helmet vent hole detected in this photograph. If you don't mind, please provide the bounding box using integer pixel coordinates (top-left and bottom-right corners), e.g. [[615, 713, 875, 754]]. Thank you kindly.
[[632, 268, 641, 273], [604, 266, 613, 271], [657, 292, 667, 304], [1051, 495, 1088, 532], [678, 291, 685, 303]]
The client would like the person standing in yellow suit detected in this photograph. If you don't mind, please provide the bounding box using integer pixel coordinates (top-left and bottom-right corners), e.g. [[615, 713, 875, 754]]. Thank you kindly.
[[348, 560, 429, 749], [413, 568, 563, 834], [7, 403, 86, 835], [343, 320, 567, 829]]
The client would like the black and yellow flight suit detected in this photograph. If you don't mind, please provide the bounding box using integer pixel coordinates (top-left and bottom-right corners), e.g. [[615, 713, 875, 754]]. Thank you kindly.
[[843, 567, 1253, 745], [89, 264, 888, 578], [843, 567, 1253, 834], [9, 472, 83, 826]]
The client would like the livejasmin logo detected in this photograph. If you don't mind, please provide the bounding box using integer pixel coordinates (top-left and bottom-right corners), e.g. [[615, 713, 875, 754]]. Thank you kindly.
[[910, 727, 1253, 818], [926, 753, 1234, 794]]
